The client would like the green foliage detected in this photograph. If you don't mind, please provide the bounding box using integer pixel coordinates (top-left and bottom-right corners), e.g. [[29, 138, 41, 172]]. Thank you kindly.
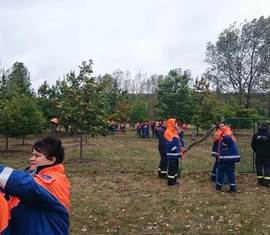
[[129, 101, 149, 124], [96, 74, 121, 115], [0, 95, 46, 136], [37, 81, 58, 122], [96, 73, 131, 123], [6, 62, 33, 98], [52, 60, 108, 135], [235, 107, 261, 119], [205, 16, 270, 108], [191, 77, 218, 129], [0, 62, 45, 138], [156, 69, 194, 122]]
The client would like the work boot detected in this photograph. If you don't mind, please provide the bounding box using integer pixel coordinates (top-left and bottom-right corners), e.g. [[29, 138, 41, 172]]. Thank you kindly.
[[263, 179, 269, 188], [257, 178, 264, 186], [216, 183, 222, 191], [229, 184, 236, 192], [168, 178, 176, 186], [158, 171, 166, 179], [211, 174, 216, 182]]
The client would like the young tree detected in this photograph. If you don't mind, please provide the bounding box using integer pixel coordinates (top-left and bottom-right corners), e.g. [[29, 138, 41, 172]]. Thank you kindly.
[[129, 101, 149, 124], [156, 69, 194, 122], [37, 81, 58, 122], [191, 77, 218, 133], [205, 16, 270, 108], [55, 61, 108, 134], [0, 95, 45, 149], [6, 62, 33, 98]]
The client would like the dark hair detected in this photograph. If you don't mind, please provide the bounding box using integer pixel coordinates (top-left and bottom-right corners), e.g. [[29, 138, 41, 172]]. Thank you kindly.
[[32, 136, 65, 164]]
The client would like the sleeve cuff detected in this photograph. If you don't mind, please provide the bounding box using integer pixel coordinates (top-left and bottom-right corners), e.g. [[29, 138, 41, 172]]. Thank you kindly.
[[0, 167, 14, 188]]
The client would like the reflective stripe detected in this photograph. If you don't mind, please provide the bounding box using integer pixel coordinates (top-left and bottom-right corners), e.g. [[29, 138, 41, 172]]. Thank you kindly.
[[212, 151, 218, 155], [230, 184, 236, 186], [171, 146, 177, 151], [0, 167, 14, 188], [257, 176, 264, 179], [167, 153, 180, 156], [161, 171, 167, 174], [219, 155, 240, 159], [264, 176, 270, 180], [167, 175, 176, 179], [211, 173, 216, 176], [216, 182, 222, 186]]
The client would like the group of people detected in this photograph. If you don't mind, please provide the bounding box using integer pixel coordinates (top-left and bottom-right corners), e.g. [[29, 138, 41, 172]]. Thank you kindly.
[[135, 122, 151, 138], [136, 121, 188, 140], [0, 137, 70, 235], [211, 121, 270, 191], [156, 118, 270, 191], [107, 121, 126, 134], [210, 122, 240, 192]]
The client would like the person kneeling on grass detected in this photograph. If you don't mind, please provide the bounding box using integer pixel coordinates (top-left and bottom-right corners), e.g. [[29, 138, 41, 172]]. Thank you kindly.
[[165, 118, 182, 186], [0, 136, 70, 235], [215, 135, 240, 192]]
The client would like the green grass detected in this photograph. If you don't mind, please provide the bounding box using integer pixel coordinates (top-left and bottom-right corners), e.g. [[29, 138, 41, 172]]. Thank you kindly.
[[0, 130, 269, 234]]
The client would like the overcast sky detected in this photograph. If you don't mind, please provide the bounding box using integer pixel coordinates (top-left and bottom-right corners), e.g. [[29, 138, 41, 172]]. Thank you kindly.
[[0, 0, 269, 90]]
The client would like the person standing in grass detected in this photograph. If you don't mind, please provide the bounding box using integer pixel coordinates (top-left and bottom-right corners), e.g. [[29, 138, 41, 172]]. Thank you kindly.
[[215, 132, 240, 192], [165, 118, 182, 186], [157, 121, 167, 178], [251, 122, 270, 187], [0, 136, 70, 235], [211, 122, 235, 182]]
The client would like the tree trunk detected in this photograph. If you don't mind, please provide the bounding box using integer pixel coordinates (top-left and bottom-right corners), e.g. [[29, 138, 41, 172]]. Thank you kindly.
[[22, 136, 25, 146], [80, 133, 83, 160], [5, 134, 8, 151], [245, 94, 251, 108]]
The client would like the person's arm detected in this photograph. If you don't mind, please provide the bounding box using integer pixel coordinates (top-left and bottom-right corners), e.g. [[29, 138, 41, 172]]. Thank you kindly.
[[166, 137, 181, 157], [0, 166, 66, 211], [251, 134, 257, 152]]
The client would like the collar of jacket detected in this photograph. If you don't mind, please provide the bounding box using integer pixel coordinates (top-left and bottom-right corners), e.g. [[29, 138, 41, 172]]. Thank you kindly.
[[36, 164, 65, 175]]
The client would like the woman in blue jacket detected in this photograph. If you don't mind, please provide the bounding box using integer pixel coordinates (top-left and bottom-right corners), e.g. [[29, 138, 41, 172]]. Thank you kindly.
[[0, 136, 70, 235], [215, 135, 240, 192]]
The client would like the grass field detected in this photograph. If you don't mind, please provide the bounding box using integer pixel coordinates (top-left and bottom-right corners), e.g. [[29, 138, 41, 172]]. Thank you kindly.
[[0, 129, 269, 234]]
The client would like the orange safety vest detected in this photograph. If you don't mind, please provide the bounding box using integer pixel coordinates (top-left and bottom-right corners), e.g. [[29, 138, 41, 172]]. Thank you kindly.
[[0, 193, 9, 233], [8, 164, 70, 213]]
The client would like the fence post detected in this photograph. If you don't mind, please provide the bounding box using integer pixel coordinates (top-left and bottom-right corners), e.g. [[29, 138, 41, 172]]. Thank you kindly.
[[252, 119, 256, 173]]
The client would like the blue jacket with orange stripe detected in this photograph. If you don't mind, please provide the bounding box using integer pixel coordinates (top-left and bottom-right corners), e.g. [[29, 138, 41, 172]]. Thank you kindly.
[[0, 164, 70, 235]]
